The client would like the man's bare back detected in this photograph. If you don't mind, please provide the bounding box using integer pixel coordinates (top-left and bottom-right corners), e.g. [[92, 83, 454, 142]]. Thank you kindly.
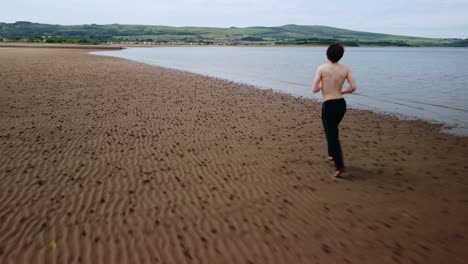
[[312, 62, 357, 101]]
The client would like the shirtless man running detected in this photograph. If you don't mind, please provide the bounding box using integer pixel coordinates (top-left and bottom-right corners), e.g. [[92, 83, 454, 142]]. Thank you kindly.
[[312, 43, 357, 177]]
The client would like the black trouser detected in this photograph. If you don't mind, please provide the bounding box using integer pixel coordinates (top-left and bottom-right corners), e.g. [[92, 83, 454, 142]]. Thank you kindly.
[[321, 98, 347, 170]]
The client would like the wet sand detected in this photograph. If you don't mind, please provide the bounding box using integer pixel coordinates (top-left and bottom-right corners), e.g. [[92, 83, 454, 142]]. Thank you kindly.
[[0, 48, 467, 264]]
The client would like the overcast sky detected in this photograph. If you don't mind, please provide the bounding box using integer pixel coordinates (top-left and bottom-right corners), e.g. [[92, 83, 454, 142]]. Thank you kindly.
[[2, 0, 467, 38]]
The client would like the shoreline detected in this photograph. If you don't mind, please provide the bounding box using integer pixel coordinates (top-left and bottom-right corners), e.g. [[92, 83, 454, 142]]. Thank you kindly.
[[1, 48, 467, 263], [3, 42, 468, 49], [91, 50, 466, 137]]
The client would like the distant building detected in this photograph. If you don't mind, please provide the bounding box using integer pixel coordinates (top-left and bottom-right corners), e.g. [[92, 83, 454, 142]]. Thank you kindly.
[[108, 38, 270, 46]]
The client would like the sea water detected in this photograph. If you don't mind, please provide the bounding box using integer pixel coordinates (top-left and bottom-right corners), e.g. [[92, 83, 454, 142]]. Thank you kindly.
[[93, 47, 468, 135]]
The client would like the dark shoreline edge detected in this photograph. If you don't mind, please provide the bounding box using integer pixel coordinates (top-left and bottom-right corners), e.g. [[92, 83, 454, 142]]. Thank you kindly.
[[89, 50, 468, 137]]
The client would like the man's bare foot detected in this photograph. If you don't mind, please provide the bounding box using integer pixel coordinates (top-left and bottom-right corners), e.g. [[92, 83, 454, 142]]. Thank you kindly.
[[327, 156, 333, 162], [334, 169, 345, 178]]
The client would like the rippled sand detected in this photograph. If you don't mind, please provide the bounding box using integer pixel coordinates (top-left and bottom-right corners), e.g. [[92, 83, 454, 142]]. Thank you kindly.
[[0, 48, 467, 264]]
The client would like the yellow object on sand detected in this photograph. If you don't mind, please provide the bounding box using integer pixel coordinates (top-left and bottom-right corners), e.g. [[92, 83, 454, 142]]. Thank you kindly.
[[49, 240, 57, 249]]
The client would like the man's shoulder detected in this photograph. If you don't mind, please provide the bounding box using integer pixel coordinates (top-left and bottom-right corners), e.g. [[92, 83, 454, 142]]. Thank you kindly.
[[337, 63, 350, 69], [337, 64, 352, 74], [318, 63, 328, 68], [317, 63, 329, 72]]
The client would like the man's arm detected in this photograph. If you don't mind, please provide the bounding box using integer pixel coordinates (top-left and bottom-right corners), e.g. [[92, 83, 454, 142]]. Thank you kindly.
[[312, 66, 322, 94], [341, 69, 357, 94]]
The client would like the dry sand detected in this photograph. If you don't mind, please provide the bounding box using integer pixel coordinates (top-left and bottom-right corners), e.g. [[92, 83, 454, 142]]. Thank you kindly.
[[0, 48, 467, 264], [0, 44, 123, 49]]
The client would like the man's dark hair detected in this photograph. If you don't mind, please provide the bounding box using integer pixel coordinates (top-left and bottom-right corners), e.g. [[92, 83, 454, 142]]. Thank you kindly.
[[326, 43, 345, 63]]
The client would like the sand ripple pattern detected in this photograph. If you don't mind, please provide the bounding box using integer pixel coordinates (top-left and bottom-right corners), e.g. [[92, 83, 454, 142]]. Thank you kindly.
[[1, 48, 468, 264]]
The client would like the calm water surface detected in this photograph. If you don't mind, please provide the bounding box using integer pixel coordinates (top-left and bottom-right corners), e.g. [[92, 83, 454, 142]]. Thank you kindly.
[[93, 47, 468, 135]]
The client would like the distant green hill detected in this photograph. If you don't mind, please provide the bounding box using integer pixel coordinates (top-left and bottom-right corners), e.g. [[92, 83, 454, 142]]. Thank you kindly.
[[0, 21, 466, 46]]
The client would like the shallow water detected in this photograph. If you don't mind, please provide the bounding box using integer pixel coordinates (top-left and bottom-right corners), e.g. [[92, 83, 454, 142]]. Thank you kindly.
[[93, 47, 468, 135]]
